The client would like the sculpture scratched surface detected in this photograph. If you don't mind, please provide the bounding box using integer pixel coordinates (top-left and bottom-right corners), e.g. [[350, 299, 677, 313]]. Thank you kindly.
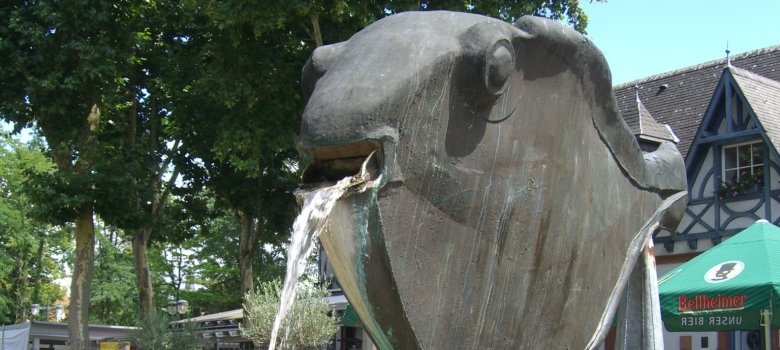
[[296, 12, 687, 349]]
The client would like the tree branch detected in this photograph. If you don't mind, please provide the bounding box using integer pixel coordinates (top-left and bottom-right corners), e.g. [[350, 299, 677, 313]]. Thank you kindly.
[[311, 13, 323, 48], [153, 166, 180, 218], [156, 139, 180, 178]]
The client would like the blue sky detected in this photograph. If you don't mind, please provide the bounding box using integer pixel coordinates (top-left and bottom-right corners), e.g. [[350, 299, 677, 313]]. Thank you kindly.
[[581, 0, 780, 86]]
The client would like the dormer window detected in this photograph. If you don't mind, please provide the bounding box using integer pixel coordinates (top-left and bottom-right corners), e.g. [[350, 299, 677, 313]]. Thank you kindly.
[[723, 141, 764, 182], [717, 141, 764, 198]]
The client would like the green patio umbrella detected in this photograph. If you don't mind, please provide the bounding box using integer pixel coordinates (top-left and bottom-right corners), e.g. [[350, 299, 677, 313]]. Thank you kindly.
[[658, 219, 780, 346]]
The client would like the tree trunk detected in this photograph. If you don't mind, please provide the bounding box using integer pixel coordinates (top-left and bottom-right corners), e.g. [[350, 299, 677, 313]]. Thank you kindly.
[[13, 245, 30, 323], [132, 228, 155, 316], [310, 14, 323, 48], [31, 237, 45, 305], [239, 214, 256, 298], [68, 204, 96, 350]]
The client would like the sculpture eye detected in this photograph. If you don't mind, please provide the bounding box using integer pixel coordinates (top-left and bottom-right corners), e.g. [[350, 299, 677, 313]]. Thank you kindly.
[[457, 22, 517, 108], [457, 33, 519, 123], [485, 40, 514, 95]]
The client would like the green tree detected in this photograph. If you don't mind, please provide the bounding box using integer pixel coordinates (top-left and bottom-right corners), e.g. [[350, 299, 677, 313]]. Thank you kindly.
[[152, 196, 286, 316], [242, 279, 338, 349], [109, 0, 192, 319], [171, 0, 303, 305], [0, 0, 192, 338], [0, 134, 68, 324], [0, 2, 149, 347], [89, 222, 139, 326]]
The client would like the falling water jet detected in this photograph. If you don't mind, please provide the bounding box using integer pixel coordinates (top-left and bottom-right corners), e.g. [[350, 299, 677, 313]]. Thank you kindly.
[[268, 152, 378, 350]]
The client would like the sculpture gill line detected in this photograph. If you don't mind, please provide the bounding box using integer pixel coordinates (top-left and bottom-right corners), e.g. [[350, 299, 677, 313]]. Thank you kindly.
[[296, 11, 687, 350]]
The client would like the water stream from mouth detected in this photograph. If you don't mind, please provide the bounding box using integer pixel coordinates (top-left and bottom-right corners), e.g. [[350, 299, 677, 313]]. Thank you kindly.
[[267, 177, 350, 350], [269, 151, 378, 350], [268, 166, 376, 350]]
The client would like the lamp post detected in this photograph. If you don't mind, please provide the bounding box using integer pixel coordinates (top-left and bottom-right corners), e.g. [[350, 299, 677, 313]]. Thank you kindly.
[[30, 304, 65, 322], [166, 298, 188, 319]]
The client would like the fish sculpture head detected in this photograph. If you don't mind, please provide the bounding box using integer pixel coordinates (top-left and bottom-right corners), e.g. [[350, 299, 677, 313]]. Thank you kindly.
[[297, 11, 686, 349]]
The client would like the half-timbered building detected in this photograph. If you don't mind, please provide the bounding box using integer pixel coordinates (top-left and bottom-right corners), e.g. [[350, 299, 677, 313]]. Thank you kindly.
[[614, 44, 780, 350]]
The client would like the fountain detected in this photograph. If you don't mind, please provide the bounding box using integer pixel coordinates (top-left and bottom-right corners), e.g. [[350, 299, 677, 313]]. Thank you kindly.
[[294, 12, 688, 349], [268, 158, 377, 350]]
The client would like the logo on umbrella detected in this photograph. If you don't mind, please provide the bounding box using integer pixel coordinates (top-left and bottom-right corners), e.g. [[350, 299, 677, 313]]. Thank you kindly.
[[704, 260, 745, 283]]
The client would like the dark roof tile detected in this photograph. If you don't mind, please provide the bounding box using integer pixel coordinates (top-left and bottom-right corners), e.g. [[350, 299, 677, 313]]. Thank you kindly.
[[614, 45, 780, 157], [729, 66, 780, 149]]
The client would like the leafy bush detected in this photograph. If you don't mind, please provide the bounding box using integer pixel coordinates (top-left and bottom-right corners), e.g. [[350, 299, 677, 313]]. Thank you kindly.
[[134, 313, 201, 350], [242, 279, 338, 350]]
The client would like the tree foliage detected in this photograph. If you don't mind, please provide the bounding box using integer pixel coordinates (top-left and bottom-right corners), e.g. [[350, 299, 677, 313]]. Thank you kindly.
[[166, 0, 307, 302], [0, 1, 189, 345], [0, 134, 68, 324], [152, 199, 286, 316], [386, 0, 590, 32], [89, 224, 139, 326]]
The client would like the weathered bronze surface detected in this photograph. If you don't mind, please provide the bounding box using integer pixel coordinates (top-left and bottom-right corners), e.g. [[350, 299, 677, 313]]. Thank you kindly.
[[296, 12, 687, 349]]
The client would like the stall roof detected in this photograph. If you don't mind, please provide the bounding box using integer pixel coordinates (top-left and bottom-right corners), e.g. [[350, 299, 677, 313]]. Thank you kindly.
[[172, 293, 349, 326], [30, 321, 137, 342]]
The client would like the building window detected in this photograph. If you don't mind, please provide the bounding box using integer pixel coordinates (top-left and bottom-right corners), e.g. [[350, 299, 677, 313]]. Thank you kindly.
[[717, 141, 764, 198], [723, 141, 764, 183]]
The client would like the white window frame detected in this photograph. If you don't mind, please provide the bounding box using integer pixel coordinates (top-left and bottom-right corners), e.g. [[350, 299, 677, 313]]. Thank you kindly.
[[721, 140, 764, 183]]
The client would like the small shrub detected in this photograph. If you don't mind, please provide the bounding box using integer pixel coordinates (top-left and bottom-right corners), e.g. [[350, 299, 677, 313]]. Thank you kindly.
[[134, 313, 201, 350], [241, 279, 338, 350]]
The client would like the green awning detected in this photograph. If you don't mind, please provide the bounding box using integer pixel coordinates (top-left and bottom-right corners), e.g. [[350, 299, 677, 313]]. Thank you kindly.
[[339, 305, 361, 327], [658, 220, 780, 332]]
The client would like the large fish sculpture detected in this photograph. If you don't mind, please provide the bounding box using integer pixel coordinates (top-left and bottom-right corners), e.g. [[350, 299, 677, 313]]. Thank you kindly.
[[296, 11, 687, 349]]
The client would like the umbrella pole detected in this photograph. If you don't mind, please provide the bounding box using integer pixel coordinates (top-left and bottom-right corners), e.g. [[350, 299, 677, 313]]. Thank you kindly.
[[761, 309, 771, 350]]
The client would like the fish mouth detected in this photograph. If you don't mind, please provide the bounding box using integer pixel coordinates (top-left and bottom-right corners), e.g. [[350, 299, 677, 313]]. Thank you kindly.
[[301, 140, 382, 187]]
